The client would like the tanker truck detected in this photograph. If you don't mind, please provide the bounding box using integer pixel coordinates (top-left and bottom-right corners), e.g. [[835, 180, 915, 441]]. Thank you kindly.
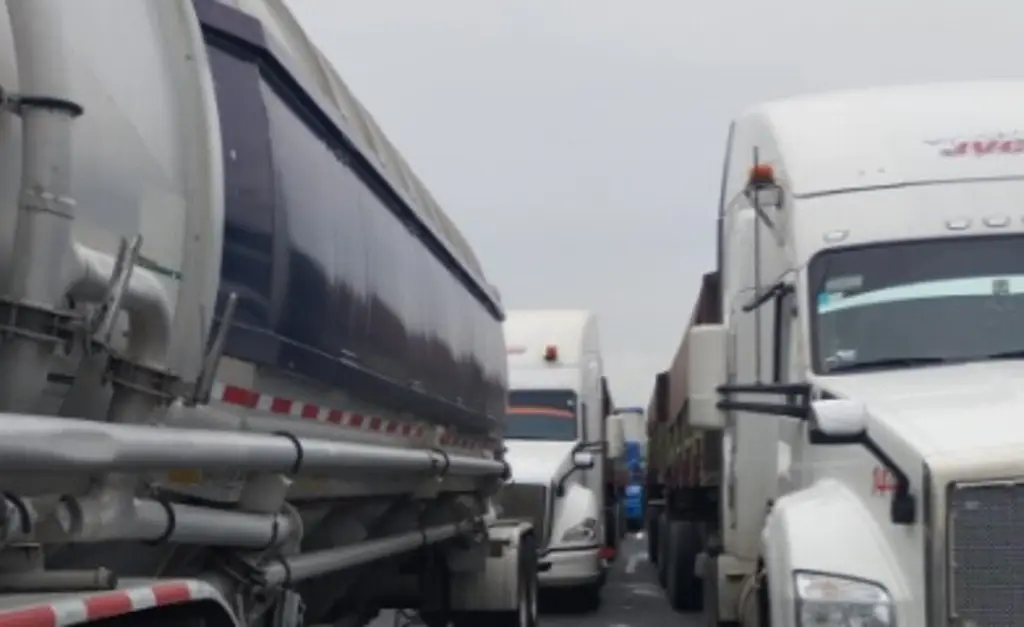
[[0, 1, 537, 626]]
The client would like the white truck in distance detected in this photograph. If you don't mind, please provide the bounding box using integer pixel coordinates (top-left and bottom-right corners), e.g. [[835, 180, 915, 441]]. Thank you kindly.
[[0, 2, 536, 626], [683, 81, 1024, 626], [501, 309, 619, 610]]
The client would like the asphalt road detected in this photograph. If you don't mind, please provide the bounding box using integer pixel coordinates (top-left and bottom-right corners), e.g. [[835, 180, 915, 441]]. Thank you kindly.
[[369, 532, 702, 627], [541, 532, 701, 627]]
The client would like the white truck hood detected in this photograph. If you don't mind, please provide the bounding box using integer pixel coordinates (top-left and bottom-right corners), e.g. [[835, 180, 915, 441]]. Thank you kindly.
[[815, 360, 1024, 457], [503, 440, 576, 485]]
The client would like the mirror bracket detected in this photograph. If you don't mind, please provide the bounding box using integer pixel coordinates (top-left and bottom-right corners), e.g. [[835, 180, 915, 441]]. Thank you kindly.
[[555, 441, 605, 497], [809, 430, 915, 525]]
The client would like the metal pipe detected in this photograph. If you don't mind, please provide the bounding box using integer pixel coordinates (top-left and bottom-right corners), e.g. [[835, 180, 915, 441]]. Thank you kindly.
[[261, 517, 486, 586], [0, 0, 81, 412], [0, 568, 116, 592], [0, 494, 37, 547], [69, 243, 173, 369], [0, 413, 505, 478], [45, 495, 298, 548]]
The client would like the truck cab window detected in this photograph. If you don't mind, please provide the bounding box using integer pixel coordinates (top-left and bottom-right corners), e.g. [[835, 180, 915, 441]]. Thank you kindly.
[[809, 235, 1024, 374], [506, 389, 579, 441]]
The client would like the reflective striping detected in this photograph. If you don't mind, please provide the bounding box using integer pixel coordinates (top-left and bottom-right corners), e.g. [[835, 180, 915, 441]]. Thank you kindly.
[[210, 382, 492, 451], [0, 580, 233, 627]]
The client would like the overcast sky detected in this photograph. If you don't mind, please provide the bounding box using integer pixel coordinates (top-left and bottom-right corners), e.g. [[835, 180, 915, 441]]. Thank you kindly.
[[287, 0, 1019, 406]]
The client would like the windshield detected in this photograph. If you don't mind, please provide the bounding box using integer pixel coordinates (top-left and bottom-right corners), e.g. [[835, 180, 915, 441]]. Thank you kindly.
[[809, 235, 1024, 374], [505, 389, 578, 441]]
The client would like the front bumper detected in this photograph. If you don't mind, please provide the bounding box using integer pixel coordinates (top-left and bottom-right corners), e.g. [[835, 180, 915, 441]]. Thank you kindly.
[[537, 545, 603, 587]]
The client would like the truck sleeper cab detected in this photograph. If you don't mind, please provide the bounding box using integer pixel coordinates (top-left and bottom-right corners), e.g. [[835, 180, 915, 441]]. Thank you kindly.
[[684, 81, 1024, 627], [498, 309, 615, 611]]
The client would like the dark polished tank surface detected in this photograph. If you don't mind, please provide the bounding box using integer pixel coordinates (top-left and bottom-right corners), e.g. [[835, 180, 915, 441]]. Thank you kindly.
[[196, 0, 505, 436]]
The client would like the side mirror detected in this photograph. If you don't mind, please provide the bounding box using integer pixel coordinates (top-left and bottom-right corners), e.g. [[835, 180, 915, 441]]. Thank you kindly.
[[687, 324, 729, 430], [605, 415, 625, 460], [810, 398, 867, 438], [572, 450, 596, 470]]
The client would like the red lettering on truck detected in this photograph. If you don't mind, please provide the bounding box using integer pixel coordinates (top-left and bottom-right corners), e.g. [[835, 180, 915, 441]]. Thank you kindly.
[[933, 136, 1024, 157], [872, 467, 897, 494]]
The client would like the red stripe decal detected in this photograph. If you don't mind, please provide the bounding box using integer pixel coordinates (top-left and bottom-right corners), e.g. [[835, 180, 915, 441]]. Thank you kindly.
[[213, 384, 491, 448], [84, 592, 133, 621], [0, 606, 57, 627], [151, 582, 193, 606], [270, 398, 292, 414], [222, 385, 259, 408]]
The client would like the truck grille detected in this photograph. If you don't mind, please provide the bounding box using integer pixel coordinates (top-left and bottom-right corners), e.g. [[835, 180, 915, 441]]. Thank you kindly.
[[948, 482, 1024, 626], [494, 483, 549, 545]]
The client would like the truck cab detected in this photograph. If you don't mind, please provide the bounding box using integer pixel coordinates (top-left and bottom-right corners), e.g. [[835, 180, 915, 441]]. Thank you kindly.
[[500, 309, 612, 609], [685, 81, 1024, 626]]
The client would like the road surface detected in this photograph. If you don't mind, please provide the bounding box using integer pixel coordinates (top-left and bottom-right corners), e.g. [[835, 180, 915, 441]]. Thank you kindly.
[[369, 532, 701, 627], [541, 532, 700, 627]]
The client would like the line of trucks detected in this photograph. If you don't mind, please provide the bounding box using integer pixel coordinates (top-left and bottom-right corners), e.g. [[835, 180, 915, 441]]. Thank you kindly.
[[1, 1, 1022, 626], [0, 1, 631, 626]]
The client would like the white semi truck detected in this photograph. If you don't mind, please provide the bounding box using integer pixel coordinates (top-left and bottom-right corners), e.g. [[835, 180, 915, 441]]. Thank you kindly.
[[0, 1, 537, 626], [501, 309, 621, 611], [680, 81, 1024, 626]]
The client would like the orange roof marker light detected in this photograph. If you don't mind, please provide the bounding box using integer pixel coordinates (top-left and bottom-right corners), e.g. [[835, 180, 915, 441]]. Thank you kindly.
[[745, 162, 784, 211], [748, 163, 776, 185], [543, 345, 558, 362]]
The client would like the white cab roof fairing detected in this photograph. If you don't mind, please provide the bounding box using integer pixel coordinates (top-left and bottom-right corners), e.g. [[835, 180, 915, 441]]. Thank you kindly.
[[503, 309, 600, 370], [789, 178, 1024, 266], [735, 80, 1024, 198], [218, 0, 490, 285]]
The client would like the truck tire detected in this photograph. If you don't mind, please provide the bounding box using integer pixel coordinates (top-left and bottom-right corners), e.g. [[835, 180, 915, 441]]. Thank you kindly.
[[646, 508, 660, 564], [453, 533, 538, 627], [566, 581, 602, 613], [656, 512, 669, 587], [666, 520, 703, 612]]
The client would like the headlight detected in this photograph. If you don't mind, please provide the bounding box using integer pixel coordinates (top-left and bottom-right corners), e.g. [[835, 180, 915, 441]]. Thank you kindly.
[[795, 572, 894, 627], [561, 517, 598, 543]]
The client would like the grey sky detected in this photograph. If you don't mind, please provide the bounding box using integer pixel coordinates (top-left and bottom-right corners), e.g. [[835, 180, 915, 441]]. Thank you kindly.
[[287, 0, 1019, 406]]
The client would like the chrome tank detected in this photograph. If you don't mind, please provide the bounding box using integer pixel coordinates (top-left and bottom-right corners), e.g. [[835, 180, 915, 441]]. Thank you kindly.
[[0, 0, 506, 456]]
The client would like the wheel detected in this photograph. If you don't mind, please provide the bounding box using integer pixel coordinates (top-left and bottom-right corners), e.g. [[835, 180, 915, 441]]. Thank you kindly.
[[666, 520, 703, 612], [646, 508, 660, 564], [420, 614, 450, 627], [604, 504, 619, 554], [566, 581, 602, 613], [656, 513, 670, 587], [453, 532, 538, 627]]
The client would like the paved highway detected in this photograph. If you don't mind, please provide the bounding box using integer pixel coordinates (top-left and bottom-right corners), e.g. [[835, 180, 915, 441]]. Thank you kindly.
[[370, 533, 701, 627], [542, 533, 700, 627]]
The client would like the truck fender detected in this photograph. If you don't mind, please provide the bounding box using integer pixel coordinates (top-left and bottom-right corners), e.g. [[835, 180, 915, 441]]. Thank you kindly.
[[549, 481, 600, 545], [449, 520, 535, 612], [760, 478, 911, 626]]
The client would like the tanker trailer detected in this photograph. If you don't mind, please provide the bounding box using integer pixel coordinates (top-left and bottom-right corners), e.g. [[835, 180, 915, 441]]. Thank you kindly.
[[0, 1, 535, 626]]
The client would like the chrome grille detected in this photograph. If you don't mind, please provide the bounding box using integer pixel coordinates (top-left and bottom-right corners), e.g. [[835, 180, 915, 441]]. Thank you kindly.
[[948, 482, 1024, 626], [494, 483, 549, 544]]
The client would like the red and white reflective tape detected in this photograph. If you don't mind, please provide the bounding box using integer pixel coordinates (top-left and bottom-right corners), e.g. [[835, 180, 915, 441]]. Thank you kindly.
[[210, 382, 491, 451], [0, 579, 234, 627]]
